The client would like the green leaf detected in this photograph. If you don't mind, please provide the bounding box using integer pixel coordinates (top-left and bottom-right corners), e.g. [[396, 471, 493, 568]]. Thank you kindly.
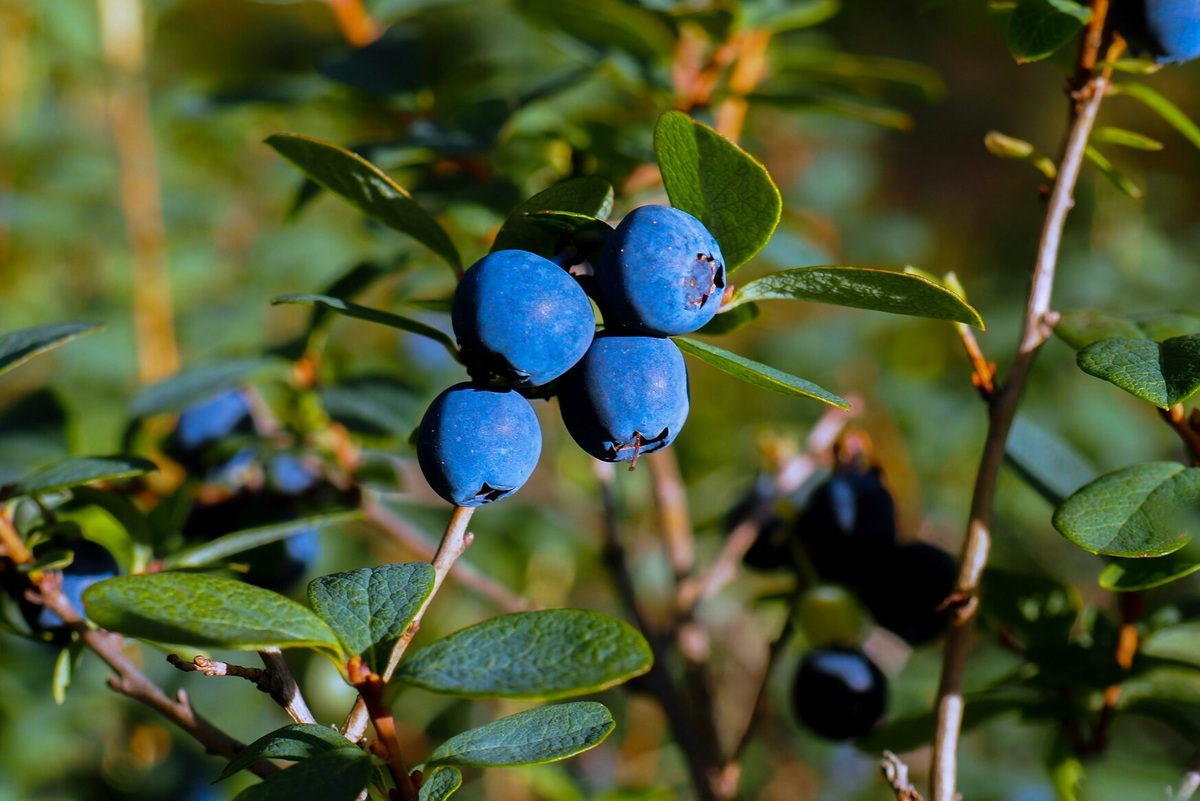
[[1099, 552, 1200, 591], [1141, 623, 1200, 667], [233, 748, 374, 801], [748, 90, 915, 131], [318, 376, 423, 438], [0, 322, 104, 379], [131, 359, 283, 418], [161, 509, 362, 570], [83, 573, 344, 659], [491, 178, 614, 257], [745, 0, 840, 32], [696, 302, 760, 336], [1006, 0, 1090, 63], [397, 609, 651, 699], [1076, 335, 1200, 408], [1047, 731, 1085, 801], [12, 456, 158, 497], [308, 563, 435, 675], [1005, 416, 1098, 506], [67, 486, 155, 547], [653, 111, 782, 273], [427, 702, 614, 767], [513, 0, 675, 62], [218, 724, 359, 781], [420, 767, 463, 801], [1113, 83, 1200, 151], [271, 294, 459, 360], [1054, 311, 1146, 349], [979, 568, 1081, 647], [984, 131, 1057, 179], [1052, 462, 1200, 557], [729, 265, 984, 327], [673, 337, 848, 408], [52, 640, 84, 705], [266, 134, 461, 271], [1119, 665, 1200, 708], [1091, 126, 1163, 151], [773, 49, 945, 103], [1084, 146, 1142, 199]]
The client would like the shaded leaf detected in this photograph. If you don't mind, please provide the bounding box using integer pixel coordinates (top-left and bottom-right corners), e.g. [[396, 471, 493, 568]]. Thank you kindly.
[[1006, 0, 1090, 63], [979, 568, 1081, 646], [272, 294, 459, 360], [233, 748, 374, 801], [83, 573, 343, 659], [748, 90, 914, 131], [266, 134, 461, 271], [1084, 146, 1142, 199], [491, 178, 614, 257], [1076, 335, 1200, 408], [420, 767, 463, 801], [1099, 552, 1200, 591], [13, 456, 158, 498], [673, 337, 848, 408], [1113, 83, 1200, 151], [68, 486, 155, 547], [0, 322, 104, 379], [773, 50, 945, 103], [728, 266, 983, 327], [746, 0, 840, 32], [427, 702, 614, 767], [1005, 415, 1099, 506], [132, 358, 283, 418], [162, 509, 361, 570], [654, 111, 782, 273], [513, 0, 675, 62], [318, 375, 423, 438], [397, 609, 651, 699], [1054, 311, 1146, 349], [218, 724, 359, 781], [1119, 665, 1200, 708], [1141, 623, 1200, 667], [52, 641, 84, 705], [1052, 462, 1200, 556], [1091, 126, 1163, 151], [308, 563, 435, 675]]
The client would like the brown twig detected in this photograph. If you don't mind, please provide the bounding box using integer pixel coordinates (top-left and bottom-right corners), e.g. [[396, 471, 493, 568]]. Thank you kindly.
[[956, 324, 996, 400], [353, 663, 418, 801], [167, 653, 266, 682], [928, 31, 1120, 801], [1159, 405, 1200, 466], [259, 649, 318, 725], [361, 493, 528, 614], [342, 505, 477, 742], [882, 751, 925, 801]]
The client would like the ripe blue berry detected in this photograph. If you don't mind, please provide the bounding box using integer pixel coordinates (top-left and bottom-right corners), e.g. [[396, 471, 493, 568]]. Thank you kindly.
[[417, 383, 542, 506], [558, 334, 689, 463], [166, 390, 255, 471], [860, 541, 956, 646], [1112, 0, 1200, 64], [793, 467, 897, 585], [593, 205, 725, 336], [22, 538, 119, 634], [791, 645, 887, 740], [452, 250, 595, 388]]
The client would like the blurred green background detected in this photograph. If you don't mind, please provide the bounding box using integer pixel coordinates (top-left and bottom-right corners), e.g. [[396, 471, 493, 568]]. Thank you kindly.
[[3, 0, 1200, 799]]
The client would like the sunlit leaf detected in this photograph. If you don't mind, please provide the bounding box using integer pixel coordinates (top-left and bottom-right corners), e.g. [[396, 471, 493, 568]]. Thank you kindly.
[[673, 337, 848, 408], [1091, 126, 1163, 151], [162, 509, 361, 570], [427, 703, 614, 767], [1099, 552, 1200, 591], [13, 456, 158, 498], [1076, 335, 1200, 408], [271, 294, 459, 360], [491, 178, 614, 257]]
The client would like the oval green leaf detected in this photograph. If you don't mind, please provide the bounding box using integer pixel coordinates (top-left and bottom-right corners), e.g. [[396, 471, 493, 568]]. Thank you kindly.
[[1055, 311, 1200, 349], [162, 509, 361, 570], [271, 294, 459, 360], [426, 702, 614, 768], [0, 322, 104, 379], [673, 336, 848, 408], [1052, 462, 1200, 557], [491, 177, 614, 257], [1077, 335, 1200, 408], [233, 748, 374, 801], [1006, 0, 1090, 63], [653, 111, 782, 273], [265, 133, 461, 271], [727, 266, 984, 328], [308, 563, 435, 675], [1100, 554, 1200, 591], [218, 723, 360, 781], [420, 766, 463, 801], [1140, 622, 1200, 667], [83, 573, 344, 660], [13, 456, 158, 498], [396, 609, 651, 699]]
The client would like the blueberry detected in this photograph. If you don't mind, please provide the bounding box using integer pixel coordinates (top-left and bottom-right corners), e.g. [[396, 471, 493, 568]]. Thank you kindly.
[[791, 645, 887, 740], [166, 390, 255, 470], [724, 479, 794, 571], [1111, 0, 1200, 64], [558, 333, 689, 463], [792, 467, 897, 586], [859, 541, 957, 646], [452, 250, 596, 388], [593, 206, 725, 336], [417, 383, 542, 506], [267, 453, 318, 496], [21, 537, 119, 634]]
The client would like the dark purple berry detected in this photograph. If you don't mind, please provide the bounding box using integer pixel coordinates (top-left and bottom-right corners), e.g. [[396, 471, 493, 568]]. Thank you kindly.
[[860, 541, 957, 646], [793, 466, 897, 585], [593, 206, 725, 336], [417, 383, 542, 506], [1111, 0, 1200, 64], [792, 645, 887, 740]]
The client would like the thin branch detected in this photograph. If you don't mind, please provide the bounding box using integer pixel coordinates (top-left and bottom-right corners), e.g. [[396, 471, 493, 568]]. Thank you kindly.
[[259, 648, 318, 725], [353, 666, 418, 801], [882, 751, 925, 801], [646, 449, 695, 583], [342, 505, 477, 742], [1173, 748, 1200, 800], [1160, 405, 1200, 466], [956, 323, 996, 400], [361, 493, 528, 614], [929, 35, 1119, 801], [167, 653, 266, 682]]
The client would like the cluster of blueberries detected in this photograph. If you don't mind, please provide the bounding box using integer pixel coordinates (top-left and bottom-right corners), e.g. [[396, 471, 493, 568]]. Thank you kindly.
[[417, 205, 726, 507], [731, 459, 957, 740]]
